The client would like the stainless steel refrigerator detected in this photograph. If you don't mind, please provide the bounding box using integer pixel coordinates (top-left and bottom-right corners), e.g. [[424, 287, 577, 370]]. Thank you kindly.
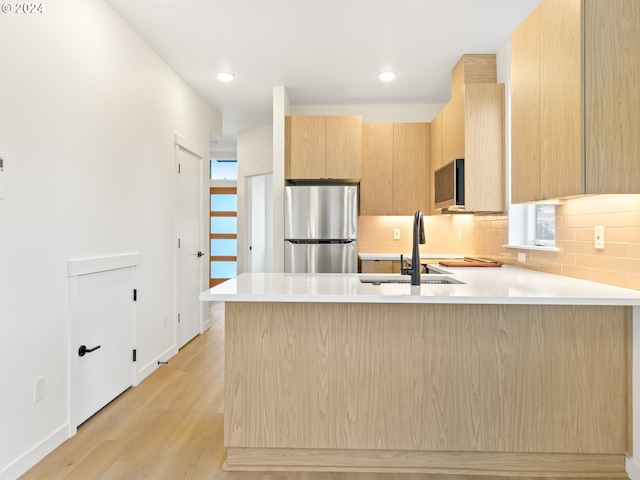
[[284, 184, 358, 273]]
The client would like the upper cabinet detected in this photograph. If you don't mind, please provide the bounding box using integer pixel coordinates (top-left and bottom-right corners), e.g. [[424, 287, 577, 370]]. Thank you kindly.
[[462, 83, 505, 212], [511, 0, 640, 203], [361, 123, 429, 216], [428, 110, 443, 215], [430, 55, 505, 213], [285, 115, 362, 180]]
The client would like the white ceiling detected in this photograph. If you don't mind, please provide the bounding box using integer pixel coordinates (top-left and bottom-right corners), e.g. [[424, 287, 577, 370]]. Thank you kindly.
[[104, 0, 541, 152]]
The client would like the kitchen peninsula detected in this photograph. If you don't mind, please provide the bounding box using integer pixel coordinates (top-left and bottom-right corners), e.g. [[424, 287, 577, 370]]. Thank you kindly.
[[200, 266, 640, 477]]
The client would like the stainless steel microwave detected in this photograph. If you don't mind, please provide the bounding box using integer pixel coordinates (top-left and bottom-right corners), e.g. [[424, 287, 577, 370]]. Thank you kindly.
[[434, 158, 465, 210]]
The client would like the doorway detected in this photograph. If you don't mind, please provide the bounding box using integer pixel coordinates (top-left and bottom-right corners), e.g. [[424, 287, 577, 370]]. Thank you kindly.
[[246, 173, 273, 272], [176, 145, 203, 349], [69, 264, 136, 432]]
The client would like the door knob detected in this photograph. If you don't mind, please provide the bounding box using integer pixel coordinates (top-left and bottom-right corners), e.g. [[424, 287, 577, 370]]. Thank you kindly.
[[78, 345, 101, 357], [197, 251, 205, 257]]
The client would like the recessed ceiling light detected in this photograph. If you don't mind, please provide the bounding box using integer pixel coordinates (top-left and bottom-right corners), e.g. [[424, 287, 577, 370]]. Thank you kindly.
[[378, 71, 397, 82], [216, 72, 235, 82]]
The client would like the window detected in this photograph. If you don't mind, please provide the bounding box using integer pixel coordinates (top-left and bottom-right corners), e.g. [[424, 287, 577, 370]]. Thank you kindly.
[[210, 159, 237, 180], [210, 159, 238, 287], [210, 187, 237, 287], [532, 204, 556, 246], [507, 203, 558, 250]]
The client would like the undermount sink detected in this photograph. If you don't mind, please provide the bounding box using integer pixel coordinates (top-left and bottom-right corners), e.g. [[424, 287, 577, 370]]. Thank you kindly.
[[359, 274, 464, 285]]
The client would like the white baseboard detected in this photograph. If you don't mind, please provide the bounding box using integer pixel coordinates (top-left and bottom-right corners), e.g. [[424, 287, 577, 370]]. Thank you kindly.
[[628, 456, 640, 480], [0, 424, 68, 480], [135, 345, 177, 385]]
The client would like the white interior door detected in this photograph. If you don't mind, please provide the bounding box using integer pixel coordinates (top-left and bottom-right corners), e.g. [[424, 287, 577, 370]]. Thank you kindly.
[[176, 146, 202, 349], [70, 266, 135, 430], [248, 173, 273, 273]]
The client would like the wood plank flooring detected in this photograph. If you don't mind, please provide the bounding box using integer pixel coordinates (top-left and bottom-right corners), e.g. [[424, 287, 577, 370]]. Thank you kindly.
[[20, 303, 628, 480]]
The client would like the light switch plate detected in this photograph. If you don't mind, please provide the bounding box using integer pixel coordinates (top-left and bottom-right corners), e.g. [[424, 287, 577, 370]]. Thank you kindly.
[[595, 226, 605, 249], [393, 229, 400, 240]]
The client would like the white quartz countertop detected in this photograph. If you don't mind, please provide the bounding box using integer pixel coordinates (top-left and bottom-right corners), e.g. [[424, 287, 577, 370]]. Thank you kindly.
[[200, 265, 640, 306], [359, 253, 464, 261]]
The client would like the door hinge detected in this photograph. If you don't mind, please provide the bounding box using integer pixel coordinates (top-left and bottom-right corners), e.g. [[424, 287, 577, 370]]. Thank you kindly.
[[178, 313, 181, 324], [133, 289, 137, 301], [178, 238, 181, 248], [132, 349, 137, 362], [178, 163, 181, 174]]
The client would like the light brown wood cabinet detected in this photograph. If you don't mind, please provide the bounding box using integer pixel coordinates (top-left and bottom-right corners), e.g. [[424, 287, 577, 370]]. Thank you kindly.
[[441, 94, 464, 164], [511, 0, 640, 203], [360, 123, 429, 216], [429, 55, 505, 213], [461, 83, 506, 212], [360, 259, 400, 274], [285, 115, 362, 180], [428, 111, 442, 215], [360, 123, 393, 215]]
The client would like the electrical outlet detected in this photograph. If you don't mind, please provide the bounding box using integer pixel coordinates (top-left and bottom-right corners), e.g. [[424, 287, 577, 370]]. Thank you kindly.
[[393, 228, 400, 240], [0, 156, 5, 199], [594, 226, 605, 249], [518, 252, 526, 263], [34, 377, 44, 402]]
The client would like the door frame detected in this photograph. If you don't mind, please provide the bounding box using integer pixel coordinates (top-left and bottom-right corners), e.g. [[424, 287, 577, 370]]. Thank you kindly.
[[66, 253, 140, 437], [174, 135, 208, 343]]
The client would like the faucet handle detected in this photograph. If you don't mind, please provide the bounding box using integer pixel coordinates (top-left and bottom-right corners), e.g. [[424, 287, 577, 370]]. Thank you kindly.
[[400, 254, 410, 275]]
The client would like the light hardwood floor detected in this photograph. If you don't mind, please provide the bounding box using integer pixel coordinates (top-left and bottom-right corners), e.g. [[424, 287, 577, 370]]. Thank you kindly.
[[20, 304, 628, 480]]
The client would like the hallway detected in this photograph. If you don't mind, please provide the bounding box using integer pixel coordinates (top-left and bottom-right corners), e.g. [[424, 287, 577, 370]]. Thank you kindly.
[[21, 307, 226, 479]]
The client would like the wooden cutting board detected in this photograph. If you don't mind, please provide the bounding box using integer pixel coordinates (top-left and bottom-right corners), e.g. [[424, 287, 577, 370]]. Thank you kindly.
[[439, 257, 503, 268]]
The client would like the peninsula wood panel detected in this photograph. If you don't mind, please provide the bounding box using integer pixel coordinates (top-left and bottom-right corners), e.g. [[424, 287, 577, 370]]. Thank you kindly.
[[584, 0, 640, 194], [539, 0, 582, 199], [225, 302, 629, 456], [510, 3, 541, 204], [287, 116, 325, 179], [326, 115, 362, 179], [464, 83, 505, 212], [360, 123, 394, 215], [392, 123, 429, 215], [226, 448, 626, 476]]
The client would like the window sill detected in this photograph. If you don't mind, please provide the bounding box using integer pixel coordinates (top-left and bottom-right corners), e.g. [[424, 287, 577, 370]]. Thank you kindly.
[[503, 244, 560, 252]]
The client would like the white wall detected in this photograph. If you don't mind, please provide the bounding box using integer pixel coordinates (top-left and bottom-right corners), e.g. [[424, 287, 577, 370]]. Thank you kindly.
[[0, 0, 220, 477], [272, 88, 290, 272], [237, 124, 273, 273]]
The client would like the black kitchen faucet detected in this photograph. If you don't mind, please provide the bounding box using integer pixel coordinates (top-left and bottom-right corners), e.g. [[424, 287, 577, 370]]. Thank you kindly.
[[400, 210, 426, 285]]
